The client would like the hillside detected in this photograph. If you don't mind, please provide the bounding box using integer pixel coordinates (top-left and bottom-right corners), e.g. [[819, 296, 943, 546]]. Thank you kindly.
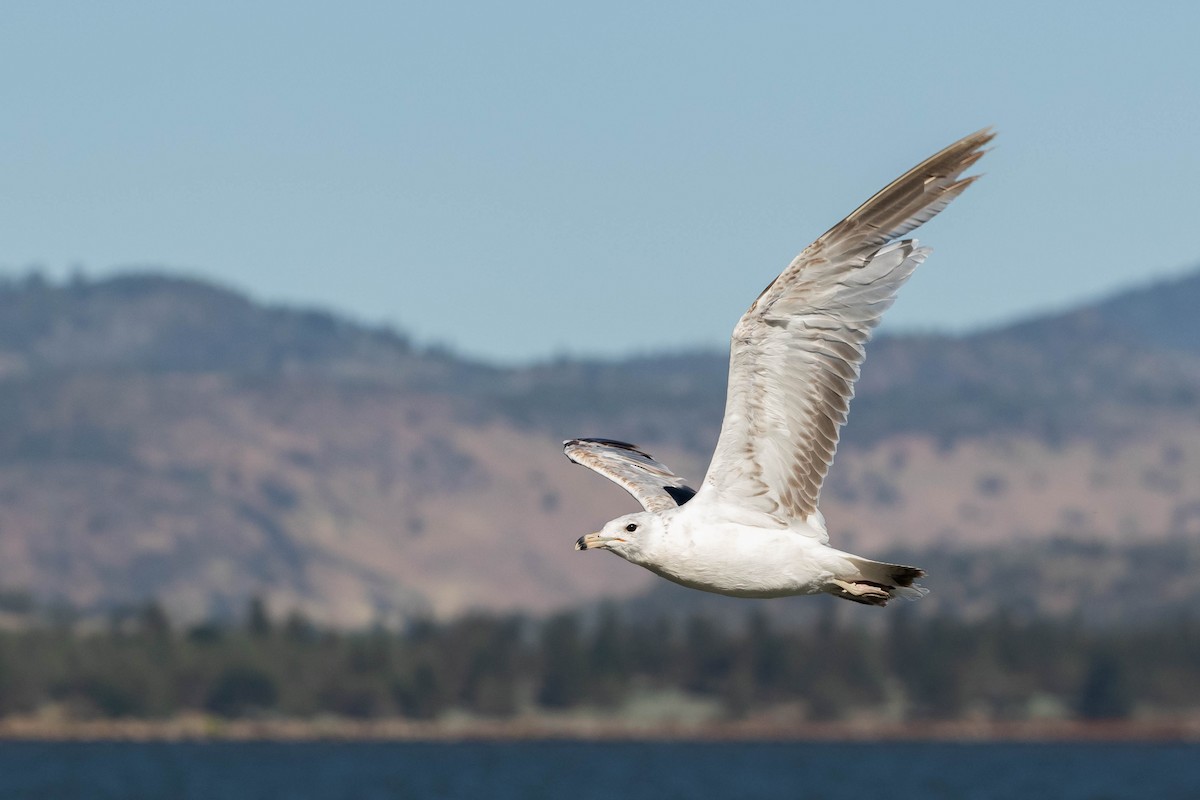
[[0, 268, 1198, 624]]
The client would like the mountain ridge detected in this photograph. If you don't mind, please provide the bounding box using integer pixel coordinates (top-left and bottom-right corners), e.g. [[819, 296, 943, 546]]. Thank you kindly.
[[0, 265, 1197, 624]]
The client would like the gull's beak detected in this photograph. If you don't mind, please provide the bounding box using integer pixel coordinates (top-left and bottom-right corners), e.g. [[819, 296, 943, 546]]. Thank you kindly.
[[575, 532, 622, 551]]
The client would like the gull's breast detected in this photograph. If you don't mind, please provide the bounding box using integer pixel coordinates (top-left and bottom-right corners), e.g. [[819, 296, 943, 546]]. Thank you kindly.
[[646, 522, 839, 598]]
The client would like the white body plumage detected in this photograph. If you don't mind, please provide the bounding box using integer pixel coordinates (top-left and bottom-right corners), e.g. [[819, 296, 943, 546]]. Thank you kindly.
[[629, 510, 850, 598]]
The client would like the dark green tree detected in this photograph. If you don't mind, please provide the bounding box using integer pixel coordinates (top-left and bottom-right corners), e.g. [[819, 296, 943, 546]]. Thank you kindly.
[[393, 661, 446, 719], [587, 605, 630, 707], [205, 665, 279, 717], [246, 596, 272, 639], [1077, 651, 1132, 720], [538, 612, 588, 708]]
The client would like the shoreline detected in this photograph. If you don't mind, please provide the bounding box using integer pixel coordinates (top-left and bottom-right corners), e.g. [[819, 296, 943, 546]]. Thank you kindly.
[[3, 716, 1200, 743]]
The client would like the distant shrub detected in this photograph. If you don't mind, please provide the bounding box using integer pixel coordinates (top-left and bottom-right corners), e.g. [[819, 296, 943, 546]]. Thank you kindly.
[[204, 666, 278, 717], [975, 474, 1008, 497]]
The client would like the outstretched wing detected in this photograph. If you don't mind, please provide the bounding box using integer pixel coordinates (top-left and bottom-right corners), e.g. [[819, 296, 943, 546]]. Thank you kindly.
[[564, 438, 697, 513], [698, 129, 993, 526]]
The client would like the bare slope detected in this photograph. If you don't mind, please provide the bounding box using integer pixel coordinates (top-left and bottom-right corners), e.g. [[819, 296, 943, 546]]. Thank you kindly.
[[0, 268, 1197, 623]]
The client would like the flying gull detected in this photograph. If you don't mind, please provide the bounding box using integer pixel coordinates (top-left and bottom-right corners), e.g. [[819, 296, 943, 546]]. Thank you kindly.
[[567, 129, 992, 605]]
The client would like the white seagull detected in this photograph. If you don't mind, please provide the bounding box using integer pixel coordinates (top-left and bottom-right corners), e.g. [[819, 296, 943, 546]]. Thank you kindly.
[[567, 129, 992, 605]]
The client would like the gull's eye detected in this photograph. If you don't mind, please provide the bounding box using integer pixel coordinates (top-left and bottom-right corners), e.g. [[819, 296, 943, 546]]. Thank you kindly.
[[625, 523, 638, 533]]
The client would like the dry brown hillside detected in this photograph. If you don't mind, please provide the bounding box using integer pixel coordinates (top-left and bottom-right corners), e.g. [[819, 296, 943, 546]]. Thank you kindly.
[[0, 269, 1198, 624]]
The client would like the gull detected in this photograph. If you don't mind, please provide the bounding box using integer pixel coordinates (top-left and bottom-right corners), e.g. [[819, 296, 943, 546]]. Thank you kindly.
[[567, 129, 992, 605]]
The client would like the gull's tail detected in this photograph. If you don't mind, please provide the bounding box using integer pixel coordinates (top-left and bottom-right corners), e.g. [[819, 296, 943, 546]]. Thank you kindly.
[[826, 556, 928, 606]]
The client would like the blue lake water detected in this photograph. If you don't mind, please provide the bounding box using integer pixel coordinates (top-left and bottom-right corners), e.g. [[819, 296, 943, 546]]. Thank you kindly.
[[0, 740, 1198, 800]]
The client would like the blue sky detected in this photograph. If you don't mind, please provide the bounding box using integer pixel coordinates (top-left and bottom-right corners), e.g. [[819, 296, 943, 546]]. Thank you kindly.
[[2, 2, 1197, 363]]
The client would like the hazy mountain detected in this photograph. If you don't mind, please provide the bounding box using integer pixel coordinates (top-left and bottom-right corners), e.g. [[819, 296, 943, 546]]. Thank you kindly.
[[0, 267, 1197, 625]]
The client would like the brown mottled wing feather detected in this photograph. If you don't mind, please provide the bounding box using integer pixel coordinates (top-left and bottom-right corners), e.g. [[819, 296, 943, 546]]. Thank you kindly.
[[564, 438, 697, 513], [697, 129, 993, 527]]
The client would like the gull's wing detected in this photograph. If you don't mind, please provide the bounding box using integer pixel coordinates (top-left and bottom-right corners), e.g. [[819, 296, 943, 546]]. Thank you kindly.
[[564, 438, 697, 513], [697, 129, 993, 528]]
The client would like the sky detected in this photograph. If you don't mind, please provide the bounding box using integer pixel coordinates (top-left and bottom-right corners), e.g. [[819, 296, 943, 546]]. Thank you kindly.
[[2, 2, 1198, 364]]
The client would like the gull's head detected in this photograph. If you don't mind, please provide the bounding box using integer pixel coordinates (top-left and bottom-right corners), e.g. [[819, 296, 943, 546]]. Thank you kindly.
[[575, 512, 661, 562]]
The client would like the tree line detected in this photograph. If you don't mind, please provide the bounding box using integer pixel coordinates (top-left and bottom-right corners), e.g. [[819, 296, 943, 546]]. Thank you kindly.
[[1, 599, 1197, 723]]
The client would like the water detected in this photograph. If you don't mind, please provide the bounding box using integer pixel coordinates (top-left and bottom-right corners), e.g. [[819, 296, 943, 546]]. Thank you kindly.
[[1, 740, 1197, 800]]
